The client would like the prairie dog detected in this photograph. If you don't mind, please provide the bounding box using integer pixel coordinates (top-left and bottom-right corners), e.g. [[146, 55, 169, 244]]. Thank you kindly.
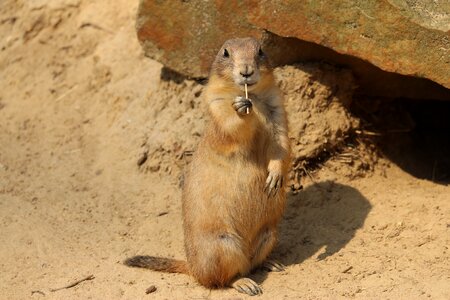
[[125, 37, 290, 296]]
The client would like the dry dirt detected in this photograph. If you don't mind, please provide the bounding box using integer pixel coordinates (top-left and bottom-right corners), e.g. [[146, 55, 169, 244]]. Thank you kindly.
[[0, 1, 449, 299]]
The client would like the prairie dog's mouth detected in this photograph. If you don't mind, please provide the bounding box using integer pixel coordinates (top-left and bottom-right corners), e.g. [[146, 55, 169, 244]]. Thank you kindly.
[[237, 78, 258, 88], [234, 70, 260, 88], [237, 81, 257, 94]]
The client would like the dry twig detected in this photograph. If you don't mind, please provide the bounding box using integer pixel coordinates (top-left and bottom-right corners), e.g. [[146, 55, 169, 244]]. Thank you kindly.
[[80, 22, 113, 34], [31, 290, 45, 296], [301, 166, 315, 183], [355, 129, 382, 136], [342, 266, 353, 273], [50, 274, 95, 292]]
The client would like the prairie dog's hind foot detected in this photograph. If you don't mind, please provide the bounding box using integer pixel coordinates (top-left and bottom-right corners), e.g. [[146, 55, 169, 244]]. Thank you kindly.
[[231, 277, 262, 296], [262, 259, 285, 272], [232, 96, 252, 115]]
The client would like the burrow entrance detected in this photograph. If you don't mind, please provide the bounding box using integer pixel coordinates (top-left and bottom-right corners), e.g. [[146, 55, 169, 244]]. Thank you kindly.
[[353, 98, 450, 184]]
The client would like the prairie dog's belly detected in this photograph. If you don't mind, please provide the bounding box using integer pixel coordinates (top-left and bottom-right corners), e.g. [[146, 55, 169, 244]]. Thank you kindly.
[[183, 150, 282, 241]]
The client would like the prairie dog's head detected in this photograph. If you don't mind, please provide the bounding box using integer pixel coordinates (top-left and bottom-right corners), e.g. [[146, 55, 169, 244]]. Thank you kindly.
[[210, 37, 272, 92]]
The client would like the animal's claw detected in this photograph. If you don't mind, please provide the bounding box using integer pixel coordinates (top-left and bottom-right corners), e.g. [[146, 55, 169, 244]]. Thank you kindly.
[[265, 172, 283, 197], [233, 96, 252, 115]]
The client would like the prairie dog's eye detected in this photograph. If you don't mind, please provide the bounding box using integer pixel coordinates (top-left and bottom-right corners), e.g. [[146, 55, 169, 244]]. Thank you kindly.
[[223, 48, 230, 58], [258, 48, 265, 57]]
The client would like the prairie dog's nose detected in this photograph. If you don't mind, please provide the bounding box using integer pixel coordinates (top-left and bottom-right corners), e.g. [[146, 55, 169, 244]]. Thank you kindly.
[[239, 65, 254, 78]]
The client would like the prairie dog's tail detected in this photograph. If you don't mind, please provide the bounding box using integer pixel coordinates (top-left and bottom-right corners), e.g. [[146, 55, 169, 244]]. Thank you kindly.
[[124, 255, 189, 274]]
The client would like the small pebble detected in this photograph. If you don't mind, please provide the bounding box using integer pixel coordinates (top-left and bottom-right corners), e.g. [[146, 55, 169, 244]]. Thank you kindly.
[[137, 152, 148, 166], [145, 285, 157, 294]]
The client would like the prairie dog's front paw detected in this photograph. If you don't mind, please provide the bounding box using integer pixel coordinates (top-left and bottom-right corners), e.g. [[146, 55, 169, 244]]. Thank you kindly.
[[265, 171, 284, 197], [232, 96, 252, 115], [265, 161, 284, 197]]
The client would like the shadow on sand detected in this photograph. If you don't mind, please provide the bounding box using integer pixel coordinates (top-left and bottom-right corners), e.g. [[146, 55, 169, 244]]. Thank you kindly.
[[254, 180, 371, 283]]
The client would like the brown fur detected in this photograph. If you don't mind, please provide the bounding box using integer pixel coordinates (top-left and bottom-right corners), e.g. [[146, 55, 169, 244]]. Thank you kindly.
[[125, 37, 290, 292], [124, 256, 188, 274]]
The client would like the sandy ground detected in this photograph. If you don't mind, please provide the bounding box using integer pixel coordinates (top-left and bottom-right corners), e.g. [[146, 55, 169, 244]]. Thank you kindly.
[[0, 1, 449, 299]]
